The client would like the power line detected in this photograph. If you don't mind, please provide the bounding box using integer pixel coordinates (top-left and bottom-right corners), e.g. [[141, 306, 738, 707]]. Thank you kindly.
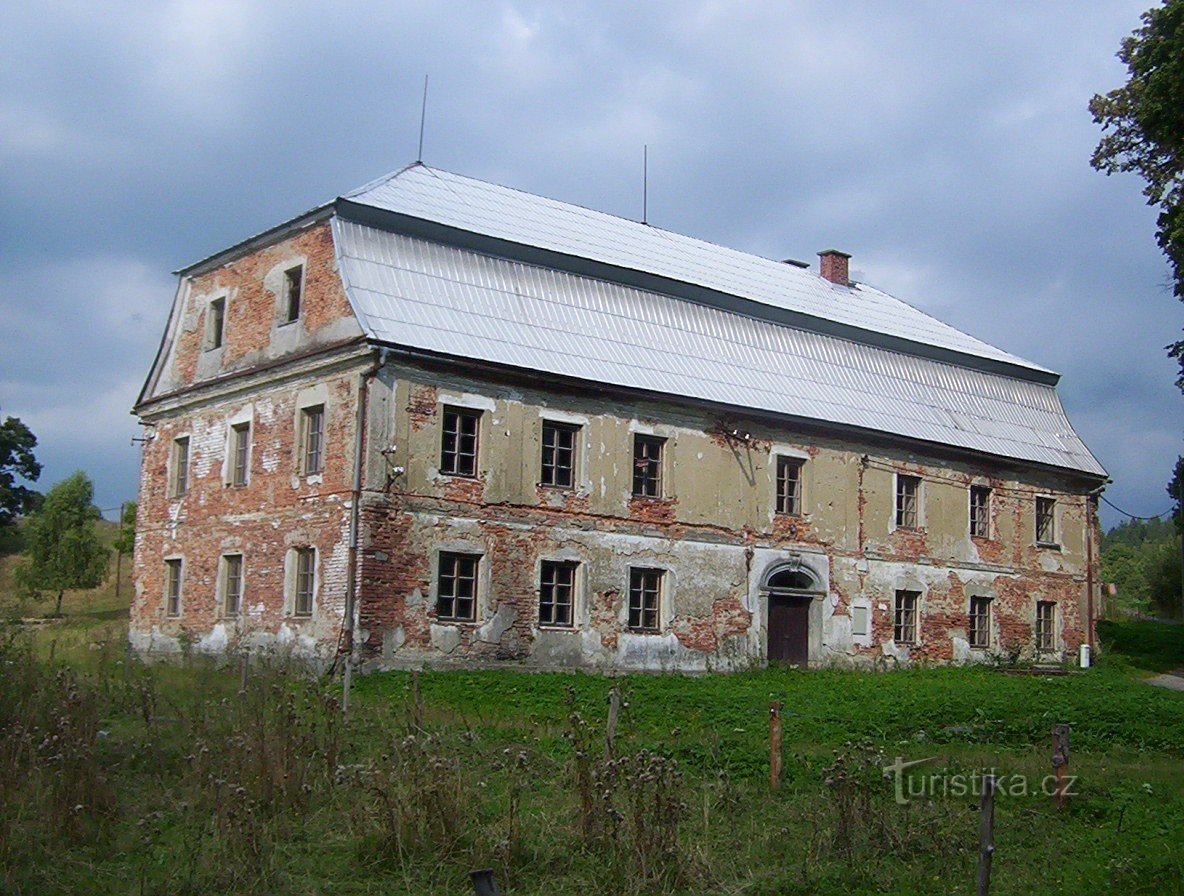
[[1100, 494, 1175, 521]]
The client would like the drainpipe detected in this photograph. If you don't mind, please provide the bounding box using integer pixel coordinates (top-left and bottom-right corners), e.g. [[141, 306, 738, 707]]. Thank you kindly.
[[343, 348, 388, 662], [1085, 484, 1105, 652]]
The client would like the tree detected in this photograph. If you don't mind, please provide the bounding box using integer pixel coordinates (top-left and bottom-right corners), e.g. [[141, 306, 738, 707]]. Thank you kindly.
[[1090, 0, 1184, 389], [112, 502, 136, 556], [15, 472, 109, 616], [0, 411, 41, 529]]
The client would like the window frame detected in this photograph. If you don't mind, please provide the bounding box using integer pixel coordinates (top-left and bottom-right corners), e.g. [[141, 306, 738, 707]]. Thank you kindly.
[[627, 567, 664, 633], [436, 551, 480, 622], [440, 407, 481, 478], [282, 265, 303, 324], [207, 296, 226, 350], [230, 422, 250, 487], [893, 589, 919, 645], [968, 596, 991, 649], [164, 558, 183, 618], [1035, 600, 1056, 651], [632, 434, 665, 498], [895, 474, 921, 530], [969, 485, 991, 538], [221, 554, 244, 618], [775, 455, 803, 516], [300, 404, 325, 476], [538, 559, 577, 628], [293, 547, 315, 617], [1035, 496, 1057, 546], [540, 420, 578, 489], [169, 436, 190, 498]]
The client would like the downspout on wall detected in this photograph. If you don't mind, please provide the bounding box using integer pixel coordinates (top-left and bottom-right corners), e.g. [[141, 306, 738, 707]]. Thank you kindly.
[[344, 347, 389, 660]]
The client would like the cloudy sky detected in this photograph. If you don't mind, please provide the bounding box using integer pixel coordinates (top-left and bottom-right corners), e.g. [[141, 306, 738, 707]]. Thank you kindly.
[[1, 0, 1180, 527]]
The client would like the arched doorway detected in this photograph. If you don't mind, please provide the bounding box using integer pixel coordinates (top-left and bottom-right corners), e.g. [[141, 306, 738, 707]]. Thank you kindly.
[[764, 563, 823, 667]]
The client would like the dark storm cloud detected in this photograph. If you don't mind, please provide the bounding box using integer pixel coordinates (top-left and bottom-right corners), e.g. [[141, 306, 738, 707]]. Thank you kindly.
[[1, 0, 1179, 525]]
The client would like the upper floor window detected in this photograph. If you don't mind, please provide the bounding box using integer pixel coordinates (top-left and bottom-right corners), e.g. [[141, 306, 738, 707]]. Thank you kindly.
[[441, 407, 480, 477], [164, 559, 183, 618], [300, 405, 324, 475], [893, 590, 919, 644], [437, 552, 479, 622], [207, 297, 226, 349], [283, 265, 303, 323], [230, 422, 250, 487], [775, 456, 803, 515], [1035, 600, 1056, 651], [539, 560, 577, 627], [970, 485, 991, 538], [969, 596, 991, 648], [540, 421, 578, 488], [169, 436, 190, 498], [1035, 497, 1057, 545], [628, 567, 663, 632], [632, 435, 665, 498], [293, 547, 315, 617], [221, 554, 243, 617], [895, 475, 920, 529]]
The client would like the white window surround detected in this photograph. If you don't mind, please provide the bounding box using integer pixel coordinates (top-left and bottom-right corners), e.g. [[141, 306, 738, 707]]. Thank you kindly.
[[438, 392, 496, 412], [284, 546, 318, 617], [222, 407, 254, 486], [624, 566, 673, 633], [429, 544, 491, 625], [163, 556, 184, 617], [891, 471, 924, 531], [217, 553, 245, 618], [536, 553, 585, 629]]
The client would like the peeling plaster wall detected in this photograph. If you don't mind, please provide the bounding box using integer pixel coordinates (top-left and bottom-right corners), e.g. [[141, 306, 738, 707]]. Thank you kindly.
[[357, 361, 1100, 672]]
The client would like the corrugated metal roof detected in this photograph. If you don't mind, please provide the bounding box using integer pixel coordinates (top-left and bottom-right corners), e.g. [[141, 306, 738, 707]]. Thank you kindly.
[[332, 218, 1105, 477], [342, 164, 1050, 376]]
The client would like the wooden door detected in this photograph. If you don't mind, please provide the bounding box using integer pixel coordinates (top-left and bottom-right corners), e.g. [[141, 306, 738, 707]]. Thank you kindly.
[[768, 593, 811, 666]]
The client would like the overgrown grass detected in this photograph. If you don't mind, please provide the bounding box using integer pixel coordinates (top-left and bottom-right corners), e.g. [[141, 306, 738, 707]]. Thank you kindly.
[[2, 558, 1183, 894]]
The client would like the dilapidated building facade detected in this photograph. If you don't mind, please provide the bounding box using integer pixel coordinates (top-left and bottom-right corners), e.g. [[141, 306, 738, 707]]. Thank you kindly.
[[131, 163, 1106, 670]]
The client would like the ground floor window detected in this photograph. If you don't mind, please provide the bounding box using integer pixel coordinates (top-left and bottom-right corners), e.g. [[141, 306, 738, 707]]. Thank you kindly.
[[221, 554, 243, 617], [164, 559, 182, 617], [628, 568, 663, 632], [539, 560, 576, 627], [293, 547, 315, 617], [437, 552, 479, 622], [1035, 601, 1056, 651], [894, 590, 919, 644], [969, 596, 991, 648]]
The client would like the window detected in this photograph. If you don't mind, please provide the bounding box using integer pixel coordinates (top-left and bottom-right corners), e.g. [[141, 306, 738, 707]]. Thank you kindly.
[[1035, 601, 1056, 651], [628, 568, 663, 632], [164, 559, 183, 617], [208, 297, 226, 349], [895, 475, 920, 529], [170, 436, 190, 498], [300, 405, 324, 475], [222, 554, 243, 617], [540, 421, 578, 487], [970, 486, 991, 538], [437, 552, 479, 622], [441, 408, 480, 477], [632, 435, 665, 498], [283, 266, 303, 323], [969, 596, 991, 648], [775, 456, 803, 515], [893, 590, 919, 644], [539, 560, 576, 627], [294, 548, 315, 617], [1036, 497, 1057, 545], [230, 422, 250, 487]]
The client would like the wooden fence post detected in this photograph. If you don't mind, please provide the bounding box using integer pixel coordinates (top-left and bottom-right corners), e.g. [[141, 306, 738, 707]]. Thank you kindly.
[[470, 868, 500, 896], [769, 700, 783, 790], [976, 772, 996, 896], [605, 687, 621, 760], [1051, 723, 1070, 809], [411, 669, 423, 730]]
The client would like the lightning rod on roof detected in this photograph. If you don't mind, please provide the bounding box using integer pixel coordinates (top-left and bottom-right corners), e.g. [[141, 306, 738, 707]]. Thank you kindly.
[[643, 144, 648, 225], [417, 75, 429, 163]]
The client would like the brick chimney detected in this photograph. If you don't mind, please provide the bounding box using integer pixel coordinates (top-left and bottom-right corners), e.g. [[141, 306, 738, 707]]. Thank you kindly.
[[818, 249, 851, 285]]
